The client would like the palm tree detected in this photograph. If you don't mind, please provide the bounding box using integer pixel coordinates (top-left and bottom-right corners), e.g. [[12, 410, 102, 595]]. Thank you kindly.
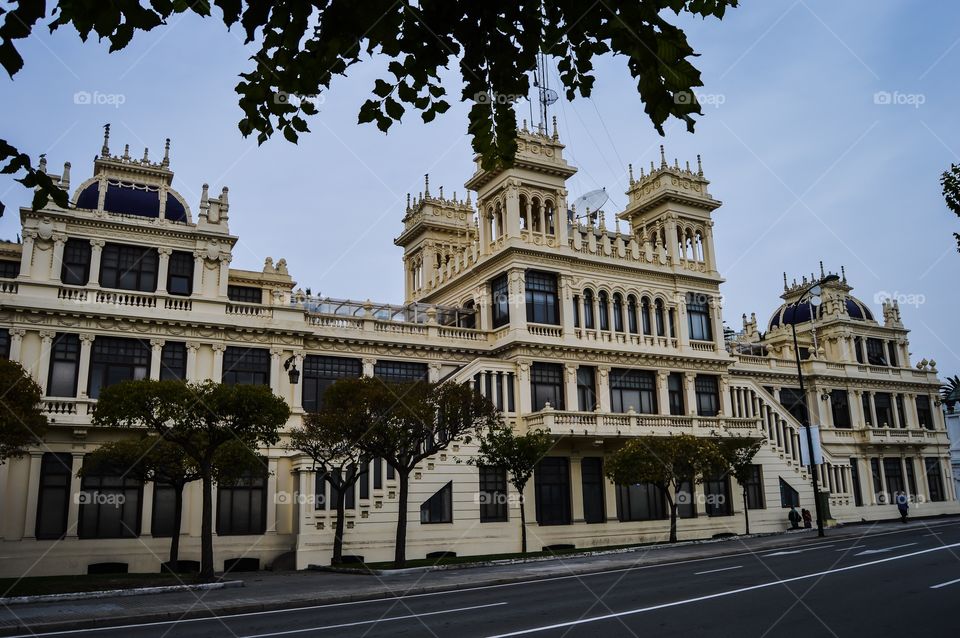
[[940, 375, 960, 413]]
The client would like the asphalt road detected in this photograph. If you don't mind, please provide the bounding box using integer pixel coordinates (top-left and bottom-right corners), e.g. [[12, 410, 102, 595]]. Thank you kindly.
[[10, 521, 960, 638]]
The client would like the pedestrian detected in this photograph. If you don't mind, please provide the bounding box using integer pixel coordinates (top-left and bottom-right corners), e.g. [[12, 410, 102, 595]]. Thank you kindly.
[[788, 506, 801, 529], [802, 508, 812, 529], [896, 491, 909, 523]]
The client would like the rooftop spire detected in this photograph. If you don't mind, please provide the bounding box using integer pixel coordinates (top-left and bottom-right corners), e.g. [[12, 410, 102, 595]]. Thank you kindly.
[[142, 147, 149, 162], [162, 138, 170, 167], [61, 161, 70, 189], [101, 123, 111, 157], [551, 115, 558, 139], [659, 145, 667, 168], [697, 154, 703, 175], [628, 163, 634, 184], [424, 173, 430, 197], [819, 260, 825, 278], [783, 272, 788, 291]]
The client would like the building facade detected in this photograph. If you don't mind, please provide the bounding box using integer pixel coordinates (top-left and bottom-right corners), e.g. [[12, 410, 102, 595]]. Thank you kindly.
[[0, 126, 955, 577]]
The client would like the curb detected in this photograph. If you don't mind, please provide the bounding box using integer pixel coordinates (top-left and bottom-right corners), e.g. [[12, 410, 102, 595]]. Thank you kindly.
[[2, 580, 245, 606]]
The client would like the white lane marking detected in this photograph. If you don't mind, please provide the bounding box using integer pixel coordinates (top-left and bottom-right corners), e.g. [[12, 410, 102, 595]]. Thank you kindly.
[[930, 577, 960, 589], [11, 522, 960, 637], [235, 603, 508, 638], [694, 566, 743, 575], [764, 544, 834, 556], [836, 546, 863, 552], [484, 542, 960, 637], [854, 543, 917, 556]]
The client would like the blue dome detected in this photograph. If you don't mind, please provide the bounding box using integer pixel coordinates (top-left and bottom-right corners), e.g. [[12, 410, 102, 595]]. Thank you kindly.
[[75, 181, 187, 222], [768, 296, 873, 330]]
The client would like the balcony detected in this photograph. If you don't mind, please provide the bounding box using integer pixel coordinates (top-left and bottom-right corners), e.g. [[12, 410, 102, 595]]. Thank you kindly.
[[859, 427, 941, 445], [523, 408, 763, 439]]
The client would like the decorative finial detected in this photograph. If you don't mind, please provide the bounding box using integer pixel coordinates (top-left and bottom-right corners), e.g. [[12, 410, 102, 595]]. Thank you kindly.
[[660, 145, 667, 168], [61, 161, 71, 189], [123, 144, 130, 160], [685, 160, 691, 172], [406, 193, 411, 210], [696, 154, 703, 175], [552, 115, 558, 139], [142, 147, 149, 162], [220, 186, 229, 208], [101, 123, 111, 157], [162, 138, 170, 167], [201, 183, 209, 206], [841, 265, 847, 282], [522, 119, 527, 131], [628, 163, 634, 183], [640, 166, 645, 178], [820, 260, 825, 278], [439, 185, 444, 200], [674, 158, 679, 169], [466, 191, 471, 206], [38, 154, 47, 173], [783, 272, 788, 291], [650, 160, 655, 173], [424, 174, 430, 197]]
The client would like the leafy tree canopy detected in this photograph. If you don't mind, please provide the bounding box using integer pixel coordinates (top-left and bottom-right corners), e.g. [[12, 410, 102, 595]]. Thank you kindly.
[[470, 423, 554, 492], [605, 433, 725, 490], [0, 359, 48, 463], [941, 163, 960, 251], [0, 0, 738, 212]]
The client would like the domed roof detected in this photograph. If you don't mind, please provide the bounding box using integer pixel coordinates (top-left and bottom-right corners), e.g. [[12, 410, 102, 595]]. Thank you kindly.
[[768, 295, 873, 330], [75, 180, 187, 222]]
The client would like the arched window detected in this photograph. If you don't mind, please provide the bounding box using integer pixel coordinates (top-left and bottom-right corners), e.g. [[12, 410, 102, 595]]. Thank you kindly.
[[460, 299, 476, 329], [612, 293, 624, 332], [519, 195, 528, 230], [627, 295, 638, 334], [655, 299, 666, 336], [598, 291, 609, 331], [641, 297, 652, 335], [583, 289, 595, 329]]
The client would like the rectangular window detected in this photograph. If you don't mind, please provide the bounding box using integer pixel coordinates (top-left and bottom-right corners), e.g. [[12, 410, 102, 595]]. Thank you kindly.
[[373, 360, 428, 383], [47, 333, 80, 397], [227, 285, 263, 303], [535, 457, 571, 525], [916, 396, 933, 430], [491, 274, 510, 328], [583, 291, 595, 329], [525, 271, 559, 325], [677, 479, 696, 518], [0, 259, 20, 279], [572, 295, 580, 328], [745, 465, 765, 509], [61, 238, 91, 285], [609, 368, 656, 414], [88, 336, 151, 399], [358, 464, 370, 500], [866, 338, 887, 366], [303, 355, 362, 412], [882, 457, 904, 496], [887, 342, 899, 367], [222, 346, 270, 386], [686, 294, 713, 341], [35, 453, 72, 540], [830, 390, 851, 428], [874, 393, 893, 428], [78, 463, 143, 539], [849, 458, 863, 506], [99, 243, 158, 292], [151, 483, 178, 537], [581, 457, 605, 524], [420, 481, 453, 524], [862, 392, 873, 426], [166, 250, 194, 296], [779, 387, 807, 423], [159, 341, 187, 381], [704, 473, 732, 516], [0, 328, 9, 360], [854, 337, 864, 364], [616, 482, 666, 521], [668, 373, 684, 416], [905, 459, 917, 496], [531, 362, 564, 411], [314, 472, 328, 510], [695, 375, 720, 417], [576, 366, 596, 411], [870, 458, 884, 502], [217, 464, 267, 535], [373, 458, 383, 490], [479, 466, 508, 523], [925, 458, 945, 502], [895, 395, 907, 428]]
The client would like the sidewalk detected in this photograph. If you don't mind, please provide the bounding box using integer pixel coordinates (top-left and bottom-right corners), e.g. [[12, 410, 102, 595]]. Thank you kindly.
[[1, 516, 956, 636]]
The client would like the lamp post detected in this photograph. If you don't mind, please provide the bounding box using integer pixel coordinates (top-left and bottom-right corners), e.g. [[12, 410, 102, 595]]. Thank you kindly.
[[787, 274, 840, 538]]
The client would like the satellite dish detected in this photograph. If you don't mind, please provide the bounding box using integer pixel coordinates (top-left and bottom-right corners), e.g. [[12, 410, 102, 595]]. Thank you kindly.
[[539, 87, 558, 106], [570, 188, 609, 222]]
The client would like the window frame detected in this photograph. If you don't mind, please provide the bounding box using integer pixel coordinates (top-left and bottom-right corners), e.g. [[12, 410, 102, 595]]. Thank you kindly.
[[491, 274, 510, 328], [99, 242, 159, 293], [479, 466, 508, 523], [222, 346, 271, 386], [420, 481, 453, 524], [47, 333, 80, 398], [87, 336, 151, 399], [524, 270, 559, 325]]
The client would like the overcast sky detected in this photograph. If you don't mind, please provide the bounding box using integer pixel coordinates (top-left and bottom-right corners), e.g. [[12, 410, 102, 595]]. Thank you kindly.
[[2, 1, 958, 374]]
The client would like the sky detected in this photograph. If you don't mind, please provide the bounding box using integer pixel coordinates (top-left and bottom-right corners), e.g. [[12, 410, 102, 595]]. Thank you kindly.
[[1, 1, 958, 373]]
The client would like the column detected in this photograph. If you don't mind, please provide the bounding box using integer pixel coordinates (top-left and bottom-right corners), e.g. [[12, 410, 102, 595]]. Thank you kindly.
[[891, 394, 902, 429], [217, 255, 231, 298], [560, 276, 576, 338], [50, 234, 66, 283], [149, 339, 164, 380], [656, 371, 670, 416], [676, 302, 689, 348], [191, 251, 204, 296], [820, 388, 834, 428], [718, 377, 732, 417], [569, 455, 584, 523], [604, 475, 619, 523], [906, 394, 920, 429], [65, 452, 84, 538], [428, 362, 442, 383], [564, 364, 579, 412], [19, 231, 36, 278], [900, 457, 911, 498], [141, 480, 154, 537], [76, 334, 94, 398], [212, 344, 226, 382], [88, 240, 104, 287], [597, 366, 611, 412], [713, 298, 725, 351], [292, 352, 304, 412], [510, 269, 527, 332], [36, 331, 54, 393], [8, 328, 25, 363], [156, 247, 171, 294], [516, 361, 532, 415], [0, 462, 8, 538], [877, 457, 888, 503], [270, 348, 283, 395], [361, 357, 376, 378], [684, 372, 697, 416], [266, 457, 279, 534], [185, 342, 200, 380], [22, 452, 43, 539], [852, 390, 866, 427]]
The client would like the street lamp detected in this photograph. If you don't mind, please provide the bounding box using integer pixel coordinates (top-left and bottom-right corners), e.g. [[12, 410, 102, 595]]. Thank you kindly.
[[786, 273, 840, 538], [283, 356, 300, 385]]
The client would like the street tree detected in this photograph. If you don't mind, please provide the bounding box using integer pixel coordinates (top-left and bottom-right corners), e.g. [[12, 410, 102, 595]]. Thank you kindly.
[[91, 379, 289, 579], [605, 434, 725, 543], [716, 437, 765, 535], [0, 1, 739, 212], [468, 423, 554, 553], [350, 378, 498, 567], [941, 164, 960, 252], [0, 359, 48, 463], [288, 380, 376, 564]]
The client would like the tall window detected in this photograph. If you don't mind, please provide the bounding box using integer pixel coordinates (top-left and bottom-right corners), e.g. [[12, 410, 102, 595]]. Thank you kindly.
[[572, 295, 580, 327], [854, 337, 864, 364], [420, 481, 453, 523], [627, 296, 638, 333], [99, 243, 158, 292], [704, 473, 732, 516], [830, 390, 851, 428], [581, 457, 605, 524], [677, 478, 696, 518], [654, 299, 666, 336], [895, 395, 907, 428], [744, 465, 765, 509], [916, 396, 933, 429], [491, 274, 510, 328], [535, 457, 570, 525], [865, 338, 887, 366], [166, 250, 194, 296], [874, 393, 893, 427], [88, 337, 150, 399], [78, 463, 143, 539], [227, 285, 262, 303], [582, 289, 595, 329], [0, 258, 20, 279], [687, 295, 713, 341], [303, 355, 362, 412], [887, 342, 899, 367], [849, 458, 864, 506], [217, 464, 267, 535], [779, 387, 807, 423], [882, 458, 904, 495], [531, 362, 564, 410], [222, 346, 270, 386], [609, 368, 656, 413], [47, 333, 80, 397], [617, 483, 665, 521], [925, 458, 945, 502], [152, 484, 178, 537], [862, 392, 873, 426], [479, 467, 508, 523], [61, 238, 91, 285], [668, 372, 685, 415], [598, 291, 609, 330], [374, 360, 428, 383], [0, 328, 9, 360], [524, 271, 559, 325], [576, 366, 596, 411], [640, 297, 652, 335], [695, 375, 720, 417], [869, 458, 883, 502], [35, 453, 72, 540], [612, 294, 624, 332], [159, 341, 187, 381]]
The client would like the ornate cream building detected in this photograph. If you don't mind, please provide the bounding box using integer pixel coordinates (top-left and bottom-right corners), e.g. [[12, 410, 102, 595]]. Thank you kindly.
[[0, 125, 955, 577]]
